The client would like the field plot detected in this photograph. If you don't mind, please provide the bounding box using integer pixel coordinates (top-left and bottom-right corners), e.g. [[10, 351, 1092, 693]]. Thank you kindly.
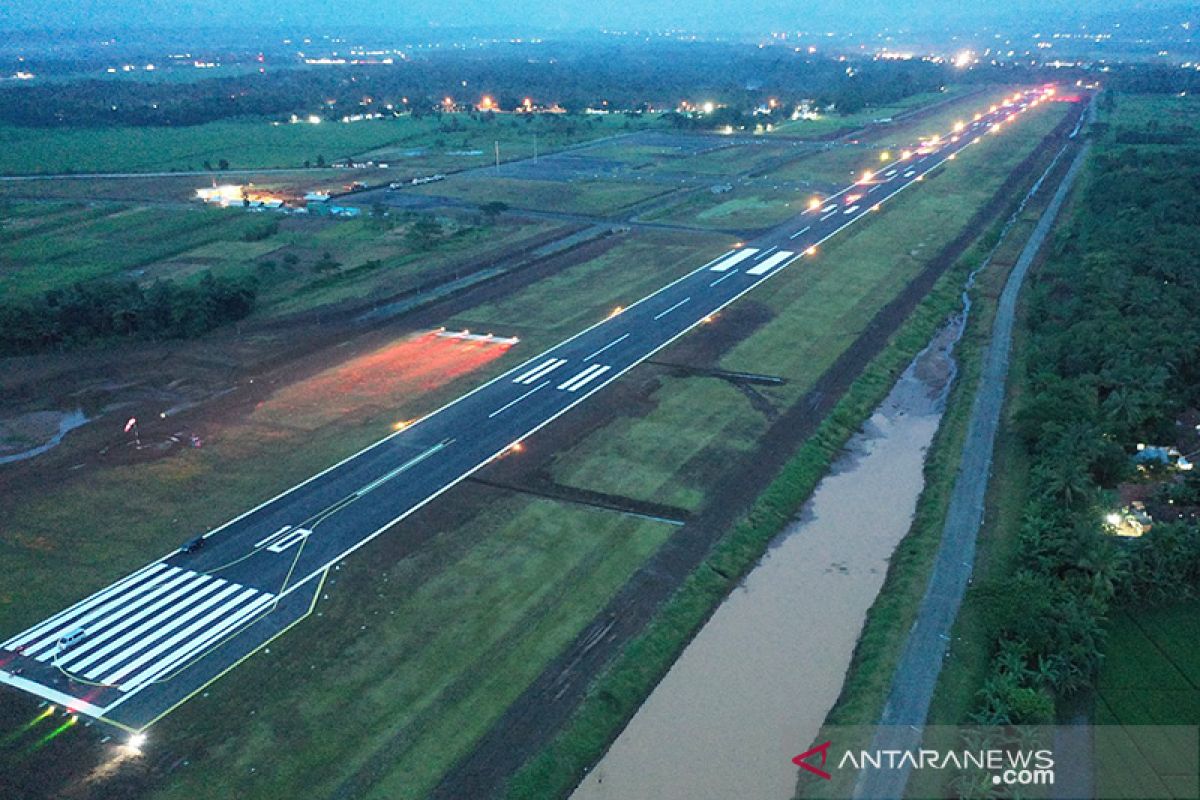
[[406, 174, 672, 215], [0, 169, 354, 204], [447, 228, 734, 349], [0, 113, 663, 176], [0, 198, 566, 317], [770, 86, 973, 138], [1095, 602, 1200, 798], [0, 202, 278, 299], [640, 186, 807, 231]]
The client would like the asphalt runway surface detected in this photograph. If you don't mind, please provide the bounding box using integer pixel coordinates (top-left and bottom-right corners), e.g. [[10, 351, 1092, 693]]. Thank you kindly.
[[0, 88, 1055, 733]]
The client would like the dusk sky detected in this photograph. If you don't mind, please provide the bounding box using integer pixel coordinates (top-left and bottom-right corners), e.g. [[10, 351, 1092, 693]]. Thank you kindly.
[[0, 0, 1182, 32]]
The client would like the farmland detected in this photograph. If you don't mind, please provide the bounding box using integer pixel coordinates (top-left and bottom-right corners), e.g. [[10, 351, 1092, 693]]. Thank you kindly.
[[0, 113, 664, 176], [0, 77, 1081, 800]]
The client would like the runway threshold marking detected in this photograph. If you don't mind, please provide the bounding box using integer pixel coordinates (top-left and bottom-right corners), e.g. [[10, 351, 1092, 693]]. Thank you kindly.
[[653, 297, 691, 321], [489, 380, 550, 418], [708, 248, 759, 272], [558, 364, 611, 392], [745, 250, 794, 276], [585, 332, 630, 361], [513, 358, 566, 384]]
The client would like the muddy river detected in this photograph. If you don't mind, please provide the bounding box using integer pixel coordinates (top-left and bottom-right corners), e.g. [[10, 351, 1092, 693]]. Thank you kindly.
[[570, 319, 962, 800]]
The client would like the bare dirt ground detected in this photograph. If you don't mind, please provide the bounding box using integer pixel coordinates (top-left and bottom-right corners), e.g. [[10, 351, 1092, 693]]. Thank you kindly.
[[0, 223, 626, 501]]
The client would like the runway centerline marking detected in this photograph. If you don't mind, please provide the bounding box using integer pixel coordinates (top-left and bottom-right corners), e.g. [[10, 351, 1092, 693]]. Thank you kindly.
[[354, 440, 452, 498], [653, 297, 691, 321], [584, 333, 630, 362], [709, 269, 739, 287], [488, 380, 550, 418], [789, 226, 811, 240]]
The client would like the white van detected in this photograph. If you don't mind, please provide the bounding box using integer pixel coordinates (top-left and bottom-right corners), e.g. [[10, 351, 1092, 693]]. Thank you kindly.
[[57, 627, 88, 651]]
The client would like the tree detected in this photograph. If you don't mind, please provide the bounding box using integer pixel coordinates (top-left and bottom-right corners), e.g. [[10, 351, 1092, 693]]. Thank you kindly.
[[313, 251, 339, 272], [405, 218, 443, 250], [479, 200, 509, 221]]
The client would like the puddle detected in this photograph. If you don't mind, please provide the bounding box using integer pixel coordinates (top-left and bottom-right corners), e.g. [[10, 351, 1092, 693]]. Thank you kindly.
[[0, 408, 90, 466], [570, 320, 962, 800]]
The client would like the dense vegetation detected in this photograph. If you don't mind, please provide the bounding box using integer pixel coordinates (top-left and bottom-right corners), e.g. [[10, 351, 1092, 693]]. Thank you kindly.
[[0, 43, 952, 127], [0, 271, 258, 354], [968, 92, 1200, 726]]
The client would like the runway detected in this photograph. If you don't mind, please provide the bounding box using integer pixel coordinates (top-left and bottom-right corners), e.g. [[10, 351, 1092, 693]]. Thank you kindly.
[[0, 87, 1056, 733]]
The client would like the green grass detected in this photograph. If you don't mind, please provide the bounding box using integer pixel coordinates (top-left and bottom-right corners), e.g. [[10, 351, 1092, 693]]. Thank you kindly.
[[543, 98, 1065, 554], [1093, 602, 1200, 798], [502, 95, 1073, 800], [146, 498, 673, 800], [0, 197, 565, 315], [408, 174, 672, 215], [0, 113, 664, 176], [553, 376, 770, 511], [504, 215, 980, 800], [770, 87, 972, 139], [448, 229, 734, 349], [0, 202, 280, 299]]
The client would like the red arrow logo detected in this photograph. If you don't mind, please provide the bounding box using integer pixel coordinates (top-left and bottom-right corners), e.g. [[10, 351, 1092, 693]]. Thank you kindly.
[[793, 740, 833, 780]]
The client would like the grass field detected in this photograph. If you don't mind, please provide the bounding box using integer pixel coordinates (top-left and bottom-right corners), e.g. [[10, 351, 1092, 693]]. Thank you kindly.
[[150, 497, 674, 800], [641, 188, 805, 231], [0, 113, 663, 176], [0, 90, 1068, 800], [1094, 602, 1200, 798], [547, 101, 1069, 514], [408, 174, 672, 215], [770, 86, 973, 139], [0, 202, 279, 299], [447, 228, 734, 351], [0, 198, 566, 315]]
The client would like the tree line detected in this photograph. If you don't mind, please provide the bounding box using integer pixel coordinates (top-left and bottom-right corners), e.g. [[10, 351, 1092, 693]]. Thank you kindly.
[[967, 94, 1200, 728], [0, 272, 258, 355], [0, 43, 951, 128]]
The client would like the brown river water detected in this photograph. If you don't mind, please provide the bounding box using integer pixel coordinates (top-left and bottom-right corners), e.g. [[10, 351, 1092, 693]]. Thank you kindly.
[[570, 319, 962, 800]]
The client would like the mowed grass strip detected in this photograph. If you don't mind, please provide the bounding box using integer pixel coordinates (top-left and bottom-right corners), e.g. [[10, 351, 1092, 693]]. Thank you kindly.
[[769, 86, 974, 139], [408, 174, 672, 216], [548, 101, 1068, 511], [148, 498, 673, 800], [448, 228, 734, 349]]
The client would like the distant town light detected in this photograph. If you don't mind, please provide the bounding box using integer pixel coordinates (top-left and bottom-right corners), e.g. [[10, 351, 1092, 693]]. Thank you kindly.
[[702, 101, 715, 114]]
